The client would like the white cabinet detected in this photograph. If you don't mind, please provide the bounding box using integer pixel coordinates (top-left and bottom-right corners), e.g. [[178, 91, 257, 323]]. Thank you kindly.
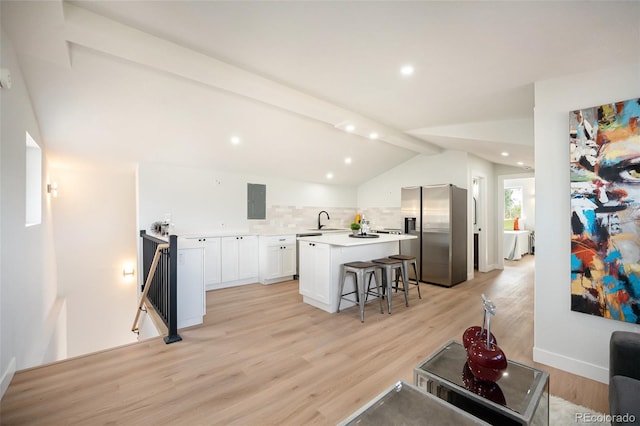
[[203, 238, 221, 287], [239, 236, 259, 280], [281, 245, 296, 277], [221, 235, 259, 284], [259, 235, 296, 284], [177, 243, 205, 328], [298, 241, 330, 304], [221, 237, 238, 282], [191, 237, 221, 290]]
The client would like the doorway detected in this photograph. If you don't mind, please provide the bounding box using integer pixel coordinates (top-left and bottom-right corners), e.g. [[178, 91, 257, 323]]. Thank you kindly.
[[471, 173, 488, 274], [499, 174, 535, 266]]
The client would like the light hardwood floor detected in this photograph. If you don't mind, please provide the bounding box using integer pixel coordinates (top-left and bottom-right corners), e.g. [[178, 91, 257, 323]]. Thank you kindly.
[[1, 255, 609, 424]]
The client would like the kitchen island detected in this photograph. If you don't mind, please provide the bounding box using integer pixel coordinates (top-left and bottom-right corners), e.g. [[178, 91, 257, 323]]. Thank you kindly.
[[297, 233, 417, 313]]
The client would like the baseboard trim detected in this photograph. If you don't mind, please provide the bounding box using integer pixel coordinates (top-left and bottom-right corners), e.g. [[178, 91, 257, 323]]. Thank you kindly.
[[533, 346, 609, 384], [206, 277, 258, 291], [1, 357, 16, 399], [476, 264, 498, 273]]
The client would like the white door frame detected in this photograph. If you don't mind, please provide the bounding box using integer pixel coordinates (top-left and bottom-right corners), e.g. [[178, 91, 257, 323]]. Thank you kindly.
[[471, 172, 489, 274], [498, 172, 535, 269]]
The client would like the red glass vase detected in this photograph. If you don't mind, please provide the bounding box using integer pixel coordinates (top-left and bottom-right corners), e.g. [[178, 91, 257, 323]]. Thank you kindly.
[[466, 340, 508, 382], [462, 325, 497, 350]]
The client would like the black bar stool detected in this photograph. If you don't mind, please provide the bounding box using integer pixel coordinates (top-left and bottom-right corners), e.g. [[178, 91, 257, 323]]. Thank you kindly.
[[389, 254, 421, 299], [338, 261, 383, 322], [372, 257, 408, 314]]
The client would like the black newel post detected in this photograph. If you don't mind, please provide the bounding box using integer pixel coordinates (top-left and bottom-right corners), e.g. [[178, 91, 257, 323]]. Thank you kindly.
[[164, 235, 182, 344]]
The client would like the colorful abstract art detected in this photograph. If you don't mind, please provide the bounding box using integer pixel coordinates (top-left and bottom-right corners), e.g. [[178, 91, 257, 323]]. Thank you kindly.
[[570, 98, 640, 323]]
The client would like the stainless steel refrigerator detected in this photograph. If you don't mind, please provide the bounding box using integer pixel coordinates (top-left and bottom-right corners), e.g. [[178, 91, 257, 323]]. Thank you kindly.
[[400, 184, 467, 287]]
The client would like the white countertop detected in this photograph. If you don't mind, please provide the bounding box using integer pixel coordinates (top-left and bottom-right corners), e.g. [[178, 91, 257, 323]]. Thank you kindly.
[[181, 231, 259, 238], [297, 232, 416, 247], [258, 228, 352, 236], [148, 228, 354, 239]]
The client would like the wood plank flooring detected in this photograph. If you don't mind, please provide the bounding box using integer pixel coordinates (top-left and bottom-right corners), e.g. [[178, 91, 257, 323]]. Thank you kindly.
[[0, 255, 609, 424]]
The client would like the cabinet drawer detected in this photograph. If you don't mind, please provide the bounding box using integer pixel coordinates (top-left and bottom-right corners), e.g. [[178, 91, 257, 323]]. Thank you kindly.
[[262, 235, 295, 246]]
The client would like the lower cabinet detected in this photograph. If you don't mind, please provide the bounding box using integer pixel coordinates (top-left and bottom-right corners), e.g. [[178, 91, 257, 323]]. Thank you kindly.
[[186, 235, 259, 290], [186, 237, 222, 291], [259, 235, 296, 284], [177, 245, 205, 328], [221, 235, 259, 284], [298, 241, 330, 304], [196, 237, 221, 290], [238, 236, 259, 280]]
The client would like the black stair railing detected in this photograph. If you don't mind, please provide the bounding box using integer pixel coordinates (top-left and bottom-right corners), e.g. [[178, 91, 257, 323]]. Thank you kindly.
[[134, 230, 182, 344]]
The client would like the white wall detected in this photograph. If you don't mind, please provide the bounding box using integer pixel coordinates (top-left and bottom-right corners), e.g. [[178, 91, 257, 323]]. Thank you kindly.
[[49, 159, 138, 358], [534, 61, 640, 383], [0, 28, 62, 398], [357, 151, 469, 208], [137, 162, 357, 235]]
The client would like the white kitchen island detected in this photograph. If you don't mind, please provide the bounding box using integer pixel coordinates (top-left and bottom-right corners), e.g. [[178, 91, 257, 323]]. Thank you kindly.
[[297, 233, 418, 313]]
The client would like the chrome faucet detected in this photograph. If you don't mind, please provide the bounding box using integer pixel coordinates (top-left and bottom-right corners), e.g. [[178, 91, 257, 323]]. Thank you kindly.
[[318, 210, 330, 229]]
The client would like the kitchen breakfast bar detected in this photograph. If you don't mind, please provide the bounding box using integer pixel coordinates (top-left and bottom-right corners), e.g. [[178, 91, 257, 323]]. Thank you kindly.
[[297, 233, 417, 313]]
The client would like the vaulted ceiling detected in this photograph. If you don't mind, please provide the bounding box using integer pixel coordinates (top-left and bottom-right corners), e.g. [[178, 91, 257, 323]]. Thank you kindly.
[[2, 1, 639, 185]]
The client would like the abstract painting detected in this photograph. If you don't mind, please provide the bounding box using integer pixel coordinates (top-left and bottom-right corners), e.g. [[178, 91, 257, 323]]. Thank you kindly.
[[570, 97, 640, 323]]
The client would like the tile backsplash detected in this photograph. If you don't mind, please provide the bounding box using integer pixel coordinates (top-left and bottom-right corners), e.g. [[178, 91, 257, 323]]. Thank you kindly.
[[249, 206, 357, 232], [360, 207, 402, 231], [249, 205, 402, 233]]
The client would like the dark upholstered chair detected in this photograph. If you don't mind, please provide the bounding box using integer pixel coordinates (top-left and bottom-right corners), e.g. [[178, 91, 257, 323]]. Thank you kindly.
[[609, 331, 640, 425]]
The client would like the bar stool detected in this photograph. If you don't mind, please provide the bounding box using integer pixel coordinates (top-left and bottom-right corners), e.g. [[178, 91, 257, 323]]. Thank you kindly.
[[371, 257, 408, 314], [389, 254, 421, 299], [338, 261, 383, 322]]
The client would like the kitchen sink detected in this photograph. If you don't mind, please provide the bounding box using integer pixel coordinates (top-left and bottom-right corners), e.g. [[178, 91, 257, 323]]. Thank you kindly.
[[307, 228, 348, 231]]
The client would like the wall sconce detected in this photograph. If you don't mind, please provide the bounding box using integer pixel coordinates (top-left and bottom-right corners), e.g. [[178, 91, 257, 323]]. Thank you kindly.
[[123, 263, 135, 282], [47, 182, 58, 197]]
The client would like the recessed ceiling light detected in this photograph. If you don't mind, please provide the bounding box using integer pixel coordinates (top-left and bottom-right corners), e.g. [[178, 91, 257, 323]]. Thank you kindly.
[[231, 136, 241, 145], [344, 157, 352, 165], [369, 132, 379, 140], [326, 172, 334, 179], [501, 152, 509, 157], [345, 124, 355, 133], [517, 161, 524, 166], [400, 65, 414, 76]]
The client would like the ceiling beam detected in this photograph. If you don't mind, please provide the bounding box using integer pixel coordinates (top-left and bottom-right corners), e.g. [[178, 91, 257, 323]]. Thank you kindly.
[[63, 2, 441, 156]]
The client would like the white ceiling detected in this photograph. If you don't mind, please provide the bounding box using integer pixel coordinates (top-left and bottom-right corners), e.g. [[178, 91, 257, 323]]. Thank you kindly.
[[2, 1, 639, 185]]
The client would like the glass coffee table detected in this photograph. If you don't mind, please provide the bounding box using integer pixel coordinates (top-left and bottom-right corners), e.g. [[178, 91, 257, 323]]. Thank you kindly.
[[338, 381, 490, 425], [414, 340, 549, 426]]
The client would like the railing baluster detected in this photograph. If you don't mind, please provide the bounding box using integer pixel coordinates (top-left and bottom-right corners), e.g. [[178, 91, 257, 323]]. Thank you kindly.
[[134, 230, 182, 343]]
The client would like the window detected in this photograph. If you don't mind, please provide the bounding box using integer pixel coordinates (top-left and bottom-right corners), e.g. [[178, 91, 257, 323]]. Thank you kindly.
[[504, 187, 522, 230], [25, 131, 42, 227]]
